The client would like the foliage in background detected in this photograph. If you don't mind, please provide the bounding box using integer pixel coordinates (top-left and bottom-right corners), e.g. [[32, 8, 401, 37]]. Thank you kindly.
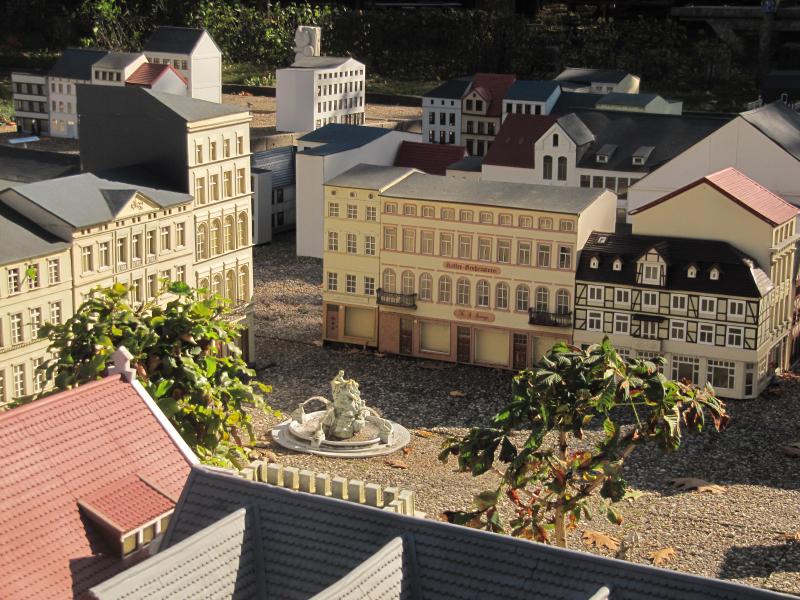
[[440, 338, 729, 547], [38, 282, 271, 467]]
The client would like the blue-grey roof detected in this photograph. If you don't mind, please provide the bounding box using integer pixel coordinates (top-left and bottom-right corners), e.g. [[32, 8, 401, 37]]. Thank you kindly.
[[0, 203, 69, 265], [136, 466, 791, 600], [49, 48, 108, 80], [1, 171, 192, 229], [740, 101, 800, 162], [422, 78, 472, 99], [505, 80, 560, 102], [298, 124, 393, 156], [93, 52, 144, 70], [143, 89, 245, 122], [144, 26, 212, 54], [553, 91, 604, 113], [597, 93, 659, 108], [446, 155, 483, 172], [252, 146, 296, 188]]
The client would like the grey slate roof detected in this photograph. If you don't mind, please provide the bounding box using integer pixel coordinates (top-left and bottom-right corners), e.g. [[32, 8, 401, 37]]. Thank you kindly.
[[505, 80, 560, 102], [290, 56, 357, 69], [0, 146, 79, 185], [120, 466, 791, 600], [143, 26, 210, 54], [557, 113, 596, 146], [298, 124, 393, 156], [381, 170, 610, 214], [740, 101, 800, 162], [326, 164, 416, 190], [1, 171, 192, 229], [252, 146, 296, 188], [92, 52, 144, 70], [552, 91, 604, 113], [422, 78, 471, 99], [143, 89, 246, 122], [577, 231, 773, 298], [597, 92, 659, 108], [555, 68, 631, 85], [446, 155, 483, 172], [49, 48, 108, 80], [0, 203, 69, 265]]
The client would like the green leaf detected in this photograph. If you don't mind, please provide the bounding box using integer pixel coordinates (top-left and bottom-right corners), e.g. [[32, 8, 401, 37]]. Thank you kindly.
[[474, 489, 501, 511], [603, 417, 616, 441]]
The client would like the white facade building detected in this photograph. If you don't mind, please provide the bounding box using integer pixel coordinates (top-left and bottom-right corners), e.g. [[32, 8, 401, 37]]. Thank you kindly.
[[422, 78, 470, 145]]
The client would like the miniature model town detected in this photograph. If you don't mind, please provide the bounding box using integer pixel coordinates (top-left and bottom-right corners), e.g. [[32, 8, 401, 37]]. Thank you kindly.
[[1, 6, 800, 599]]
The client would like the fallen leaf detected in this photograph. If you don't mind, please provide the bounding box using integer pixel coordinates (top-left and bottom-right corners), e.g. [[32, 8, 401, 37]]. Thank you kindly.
[[623, 489, 644, 503], [311, 340, 323, 347], [782, 531, 800, 543], [402, 446, 412, 456], [649, 547, 677, 565], [582, 530, 620, 553], [414, 429, 434, 438], [671, 477, 725, 494], [384, 459, 408, 469], [449, 390, 466, 398]]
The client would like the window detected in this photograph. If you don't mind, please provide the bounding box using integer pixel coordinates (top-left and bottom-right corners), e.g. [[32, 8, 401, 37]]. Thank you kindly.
[[542, 155, 553, 180], [535, 287, 549, 312], [382, 269, 396, 292], [519, 216, 533, 228], [728, 300, 745, 319], [439, 233, 453, 257], [195, 176, 206, 204], [237, 168, 246, 194], [726, 326, 744, 347], [223, 171, 233, 198], [476, 280, 490, 307], [699, 323, 714, 344], [365, 235, 376, 256], [49, 301, 62, 325], [687, 265, 697, 279], [642, 291, 658, 310], [708, 360, 735, 389], [196, 225, 207, 260], [516, 285, 530, 311], [403, 204, 416, 217], [223, 138, 231, 158], [147, 274, 157, 299], [588, 285, 603, 302], [499, 213, 512, 226], [176, 222, 186, 247], [364, 277, 375, 296], [670, 320, 687, 341], [641, 264, 660, 285], [558, 246, 572, 269], [587, 311, 602, 331], [516, 241, 532, 266], [346, 274, 356, 294], [48, 259, 60, 285], [671, 294, 687, 312], [402, 229, 415, 253], [81, 246, 94, 272], [456, 278, 470, 305], [539, 217, 553, 230], [327, 272, 338, 291], [11, 313, 23, 344], [237, 135, 244, 155], [366, 206, 377, 221], [640, 321, 658, 339], [699, 297, 716, 316], [328, 202, 340, 217], [429, 111, 435, 124], [383, 227, 397, 250], [438, 276, 452, 303], [419, 273, 433, 301], [421, 231, 434, 255], [459, 210, 473, 223], [13, 365, 25, 398], [496, 282, 509, 309], [147, 230, 157, 256], [593, 176, 604, 188], [491, 239, 509, 263], [209, 174, 219, 201], [195, 144, 203, 164], [479, 211, 493, 224], [615, 288, 630, 305], [347, 204, 358, 219], [580, 175, 590, 188], [384, 203, 397, 214], [709, 267, 720, 280], [672, 356, 700, 385], [458, 235, 472, 259], [590, 257, 599, 269], [560, 220, 575, 232], [209, 141, 217, 161], [346, 233, 357, 254], [614, 313, 630, 335], [557, 157, 567, 181], [612, 259, 622, 271], [441, 208, 455, 220], [537, 244, 551, 267], [176, 265, 186, 283], [556, 289, 570, 314], [327, 231, 339, 251], [161, 226, 172, 252]]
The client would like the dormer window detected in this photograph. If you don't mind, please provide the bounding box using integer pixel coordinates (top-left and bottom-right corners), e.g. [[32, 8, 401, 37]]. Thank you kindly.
[[612, 258, 622, 271], [687, 265, 697, 278], [596, 144, 617, 164], [632, 156, 644, 166], [596, 154, 609, 164], [632, 146, 654, 167], [710, 267, 720, 280], [590, 257, 599, 269]]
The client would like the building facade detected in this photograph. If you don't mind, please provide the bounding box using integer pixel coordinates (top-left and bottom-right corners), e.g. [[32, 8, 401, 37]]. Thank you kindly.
[[422, 78, 470, 146], [461, 73, 516, 157], [251, 146, 297, 244], [10, 72, 49, 135]]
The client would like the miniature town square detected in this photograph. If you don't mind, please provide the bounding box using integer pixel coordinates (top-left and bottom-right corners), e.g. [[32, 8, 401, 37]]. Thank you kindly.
[[1, 2, 800, 599]]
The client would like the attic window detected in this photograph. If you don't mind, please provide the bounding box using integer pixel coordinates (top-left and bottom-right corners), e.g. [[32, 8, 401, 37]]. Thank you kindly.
[[596, 144, 617, 164], [612, 259, 622, 271], [590, 257, 599, 269], [597, 236, 608, 244], [632, 146, 654, 167], [596, 154, 609, 164], [710, 267, 720, 280], [687, 265, 697, 278]]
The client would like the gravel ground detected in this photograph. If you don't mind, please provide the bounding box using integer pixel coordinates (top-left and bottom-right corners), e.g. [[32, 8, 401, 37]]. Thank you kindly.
[[249, 232, 800, 596]]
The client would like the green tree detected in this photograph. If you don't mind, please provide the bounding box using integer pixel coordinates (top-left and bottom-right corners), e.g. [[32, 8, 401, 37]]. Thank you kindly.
[[440, 338, 729, 547], [39, 281, 271, 467]]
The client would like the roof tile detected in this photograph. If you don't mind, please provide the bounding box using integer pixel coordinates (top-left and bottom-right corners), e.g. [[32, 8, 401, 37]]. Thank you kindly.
[[126, 62, 187, 87], [483, 114, 558, 168]]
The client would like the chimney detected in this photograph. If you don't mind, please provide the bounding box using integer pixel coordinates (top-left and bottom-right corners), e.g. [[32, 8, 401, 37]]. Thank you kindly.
[[108, 346, 136, 382]]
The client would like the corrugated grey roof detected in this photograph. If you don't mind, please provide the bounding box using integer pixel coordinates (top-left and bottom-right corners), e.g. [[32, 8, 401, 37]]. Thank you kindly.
[[48, 48, 108, 80], [252, 146, 296, 188], [740, 101, 800, 162], [152, 466, 791, 600], [144, 26, 210, 54], [143, 89, 246, 122], [93, 52, 144, 70], [0, 203, 69, 265], [555, 68, 631, 85], [88, 508, 263, 600], [382, 171, 609, 214], [505, 80, 560, 102], [597, 92, 658, 108], [298, 124, 393, 156], [290, 56, 358, 69], [422, 78, 471, 99], [2, 171, 192, 229], [326, 164, 417, 190]]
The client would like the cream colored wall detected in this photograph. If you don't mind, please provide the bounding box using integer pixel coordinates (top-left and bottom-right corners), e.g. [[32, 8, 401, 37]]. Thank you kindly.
[[576, 190, 617, 250]]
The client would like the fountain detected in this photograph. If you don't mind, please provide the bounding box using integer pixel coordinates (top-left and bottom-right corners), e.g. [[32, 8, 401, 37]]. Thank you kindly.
[[271, 370, 411, 458]]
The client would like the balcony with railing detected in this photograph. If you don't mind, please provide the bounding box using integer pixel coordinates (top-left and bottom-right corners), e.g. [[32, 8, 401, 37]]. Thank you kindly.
[[528, 309, 572, 328], [377, 288, 417, 309]]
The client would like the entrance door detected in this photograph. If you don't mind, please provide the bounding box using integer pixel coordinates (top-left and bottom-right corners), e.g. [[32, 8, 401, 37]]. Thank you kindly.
[[326, 305, 339, 339], [512, 333, 527, 371], [457, 326, 471, 363], [399, 318, 413, 355]]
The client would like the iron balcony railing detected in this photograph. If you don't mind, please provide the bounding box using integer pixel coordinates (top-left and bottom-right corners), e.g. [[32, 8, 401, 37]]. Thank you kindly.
[[528, 309, 572, 328], [376, 288, 417, 309]]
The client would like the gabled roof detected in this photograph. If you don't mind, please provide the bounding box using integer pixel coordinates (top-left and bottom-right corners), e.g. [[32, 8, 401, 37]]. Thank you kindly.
[[466, 73, 516, 116], [577, 231, 773, 297], [142, 88, 245, 121], [631, 167, 800, 226], [48, 48, 108, 80], [0, 372, 196, 600], [740, 101, 800, 162], [393, 140, 467, 175], [143, 26, 213, 54], [557, 112, 595, 146], [93, 52, 144, 70], [326, 164, 417, 191], [0, 202, 70, 265], [555, 67, 632, 85], [126, 62, 187, 87], [298, 124, 394, 156], [483, 114, 558, 168], [504, 80, 560, 102], [422, 77, 472, 99], [108, 466, 790, 600], [290, 56, 360, 69]]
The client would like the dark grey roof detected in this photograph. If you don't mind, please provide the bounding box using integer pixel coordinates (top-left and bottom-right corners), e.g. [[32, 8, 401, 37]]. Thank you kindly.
[[88, 509, 263, 600], [143, 89, 245, 121], [92, 52, 144, 70], [48, 48, 108, 80], [252, 146, 296, 188], [555, 68, 632, 85], [505, 80, 560, 102], [0, 203, 69, 265], [382, 171, 610, 214], [2, 171, 192, 229], [577, 231, 773, 298], [740, 101, 800, 162], [143, 466, 790, 600], [553, 91, 604, 113], [557, 113, 595, 146], [422, 78, 471, 99], [597, 92, 659, 108], [290, 56, 358, 69], [298, 124, 393, 156], [326, 164, 416, 190], [446, 155, 483, 172], [143, 26, 211, 54], [0, 146, 79, 184]]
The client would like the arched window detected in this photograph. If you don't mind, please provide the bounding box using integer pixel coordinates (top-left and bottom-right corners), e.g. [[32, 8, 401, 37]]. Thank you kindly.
[[210, 219, 222, 256], [401, 270, 415, 295], [238, 212, 249, 246], [476, 280, 490, 307], [535, 287, 549, 312], [456, 278, 471, 306], [223, 216, 235, 252], [225, 269, 236, 301], [438, 276, 452, 303], [238, 266, 249, 302], [419, 273, 432, 301], [198, 277, 209, 294], [196, 223, 208, 260], [590, 256, 599, 269], [515, 285, 529, 311], [556, 289, 570, 314], [496, 282, 509, 309], [382, 269, 396, 292], [557, 156, 567, 181], [687, 265, 697, 278], [710, 267, 719, 280], [552, 133, 559, 147], [542, 155, 553, 180], [211, 273, 223, 298], [612, 258, 622, 271]]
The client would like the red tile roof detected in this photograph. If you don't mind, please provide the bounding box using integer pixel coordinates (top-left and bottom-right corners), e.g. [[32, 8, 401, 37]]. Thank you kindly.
[[78, 475, 176, 534], [631, 167, 800, 225], [125, 62, 187, 87], [393, 141, 467, 176], [468, 73, 517, 117], [483, 114, 558, 168], [0, 376, 194, 600]]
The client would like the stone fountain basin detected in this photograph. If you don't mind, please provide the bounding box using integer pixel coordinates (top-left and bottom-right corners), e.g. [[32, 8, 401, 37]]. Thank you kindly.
[[289, 411, 383, 448]]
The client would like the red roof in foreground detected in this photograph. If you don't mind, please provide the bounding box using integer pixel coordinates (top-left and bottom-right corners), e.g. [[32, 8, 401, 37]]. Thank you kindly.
[[468, 73, 517, 116], [483, 114, 558, 169], [0, 376, 194, 600], [631, 167, 800, 225], [125, 62, 187, 87], [78, 474, 176, 534], [394, 141, 467, 176]]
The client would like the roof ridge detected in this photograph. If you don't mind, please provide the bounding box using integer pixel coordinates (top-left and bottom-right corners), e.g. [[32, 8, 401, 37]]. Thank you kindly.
[[0, 377, 118, 424]]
